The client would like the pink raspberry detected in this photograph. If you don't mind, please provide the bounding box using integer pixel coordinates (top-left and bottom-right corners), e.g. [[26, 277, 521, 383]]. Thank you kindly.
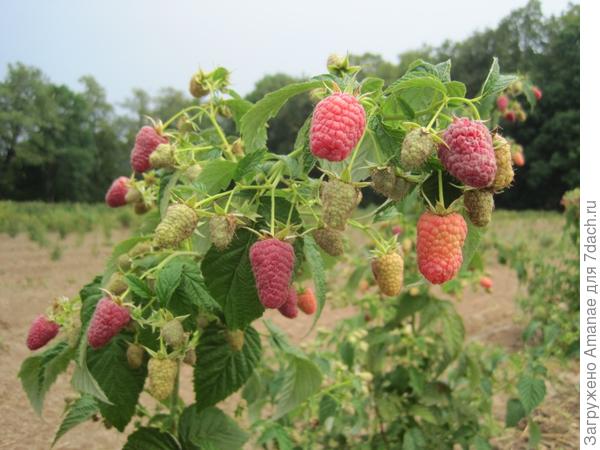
[[26, 315, 59, 350], [310, 93, 366, 161], [496, 95, 509, 111], [105, 176, 129, 208], [532, 86, 542, 101], [249, 238, 295, 309], [439, 118, 496, 188], [417, 212, 467, 284], [278, 287, 299, 319], [130, 126, 168, 173], [87, 297, 131, 349]]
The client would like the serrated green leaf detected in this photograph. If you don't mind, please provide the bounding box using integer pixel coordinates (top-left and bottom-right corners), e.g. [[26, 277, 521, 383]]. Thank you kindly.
[[201, 229, 263, 329], [19, 342, 75, 415], [402, 427, 426, 450], [174, 264, 222, 317], [87, 336, 147, 431], [156, 259, 183, 306], [52, 394, 98, 447], [241, 80, 324, 153], [361, 77, 385, 94], [124, 274, 152, 300], [159, 173, 180, 219], [193, 325, 261, 410], [123, 427, 181, 450], [460, 219, 484, 273], [274, 354, 322, 419], [505, 398, 526, 427], [517, 376, 546, 414], [194, 160, 237, 194], [225, 98, 254, 132], [179, 406, 248, 450], [257, 424, 294, 450], [233, 148, 267, 181], [319, 394, 339, 422], [386, 75, 447, 96], [445, 81, 466, 98], [478, 58, 519, 101]]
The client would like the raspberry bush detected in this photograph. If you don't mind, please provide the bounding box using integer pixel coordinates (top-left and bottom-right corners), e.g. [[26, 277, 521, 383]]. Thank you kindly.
[[19, 56, 531, 448]]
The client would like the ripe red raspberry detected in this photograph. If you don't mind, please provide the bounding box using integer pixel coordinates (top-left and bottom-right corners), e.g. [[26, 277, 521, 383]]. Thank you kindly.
[[130, 126, 168, 173], [479, 276, 493, 290], [297, 287, 317, 315], [504, 111, 516, 122], [532, 86, 542, 101], [26, 315, 59, 350], [278, 287, 299, 319], [439, 118, 496, 188], [496, 95, 509, 112], [310, 93, 366, 161], [512, 151, 525, 167], [417, 212, 467, 284], [105, 177, 129, 208], [87, 297, 131, 349], [249, 238, 295, 309]]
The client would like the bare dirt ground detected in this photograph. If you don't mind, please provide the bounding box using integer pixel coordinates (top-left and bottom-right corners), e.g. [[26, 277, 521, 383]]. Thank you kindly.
[[0, 230, 578, 449]]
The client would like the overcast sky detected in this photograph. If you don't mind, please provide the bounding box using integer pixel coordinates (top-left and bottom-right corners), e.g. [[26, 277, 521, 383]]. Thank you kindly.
[[0, 0, 573, 103]]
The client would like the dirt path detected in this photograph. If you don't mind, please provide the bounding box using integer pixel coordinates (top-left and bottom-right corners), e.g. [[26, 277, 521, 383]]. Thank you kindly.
[[0, 231, 572, 449]]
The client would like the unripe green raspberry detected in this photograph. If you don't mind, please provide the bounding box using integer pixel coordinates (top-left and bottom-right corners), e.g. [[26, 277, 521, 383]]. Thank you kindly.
[[491, 134, 514, 191], [401, 128, 436, 171], [189, 71, 209, 98], [153, 204, 198, 248], [148, 357, 178, 400], [464, 189, 494, 227], [126, 343, 145, 369], [128, 241, 152, 258], [321, 178, 361, 230], [225, 329, 245, 352], [125, 187, 142, 204], [118, 254, 132, 271], [161, 319, 185, 348], [371, 167, 412, 201], [371, 251, 404, 296], [149, 143, 176, 169], [231, 139, 245, 158], [313, 227, 344, 256], [106, 273, 128, 296], [209, 215, 237, 250], [183, 164, 202, 182]]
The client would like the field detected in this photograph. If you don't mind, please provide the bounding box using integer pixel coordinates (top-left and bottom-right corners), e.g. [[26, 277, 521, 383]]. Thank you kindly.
[[0, 205, 578, 449]]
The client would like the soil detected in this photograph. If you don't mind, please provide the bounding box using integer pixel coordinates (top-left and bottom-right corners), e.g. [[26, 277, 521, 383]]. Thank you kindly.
[[0, 230, 578, 449]]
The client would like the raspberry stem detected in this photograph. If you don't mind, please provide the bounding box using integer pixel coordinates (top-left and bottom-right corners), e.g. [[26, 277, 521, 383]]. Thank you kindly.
[[437, 170, 445, 209], [162, 105, 204, 129]]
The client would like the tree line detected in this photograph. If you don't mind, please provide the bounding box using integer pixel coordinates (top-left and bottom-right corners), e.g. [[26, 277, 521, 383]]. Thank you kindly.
[[0, 0, 578, 209]]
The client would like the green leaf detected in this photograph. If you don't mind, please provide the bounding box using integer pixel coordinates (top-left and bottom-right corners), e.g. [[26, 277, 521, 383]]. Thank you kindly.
[[402, 427, 426, 450], [528, 419, 541, 449], [295, 115, 316, 175], [71, 364, 111, 405], [319, 394, 339, 422], [241, 80, 324, 153], [394, 292, 432, 322], [125, 274, 153, 300], [460, 219, 484, 273], [517, 376, 546, 414], [478, 58, 519, 101], [361, 76, 385, 94], [258, 196, 300, 226], [234, 148, 267, 181], [274, 354, 322, 419], [386, 75, 447, 96], [194, 160, 237, 194], [445, 81, 466, 98], [19, 342, 75, 415], [370, 116, 405, 162], [201, 229, 264, 329], [419, 300, 464, 371], [87, 336, 147, 431], [159, 173, 180, 219], [52, 394, 98, 447], [123, 427, 181, 450], [156, 259, 183, 306], [505, 398, 526, 427], [174, 264, 222, 317], [193, 325, 261, 410], [179, 406, 249, 450], [257, 424, 294, 450], [224, 98, 254, 132]]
